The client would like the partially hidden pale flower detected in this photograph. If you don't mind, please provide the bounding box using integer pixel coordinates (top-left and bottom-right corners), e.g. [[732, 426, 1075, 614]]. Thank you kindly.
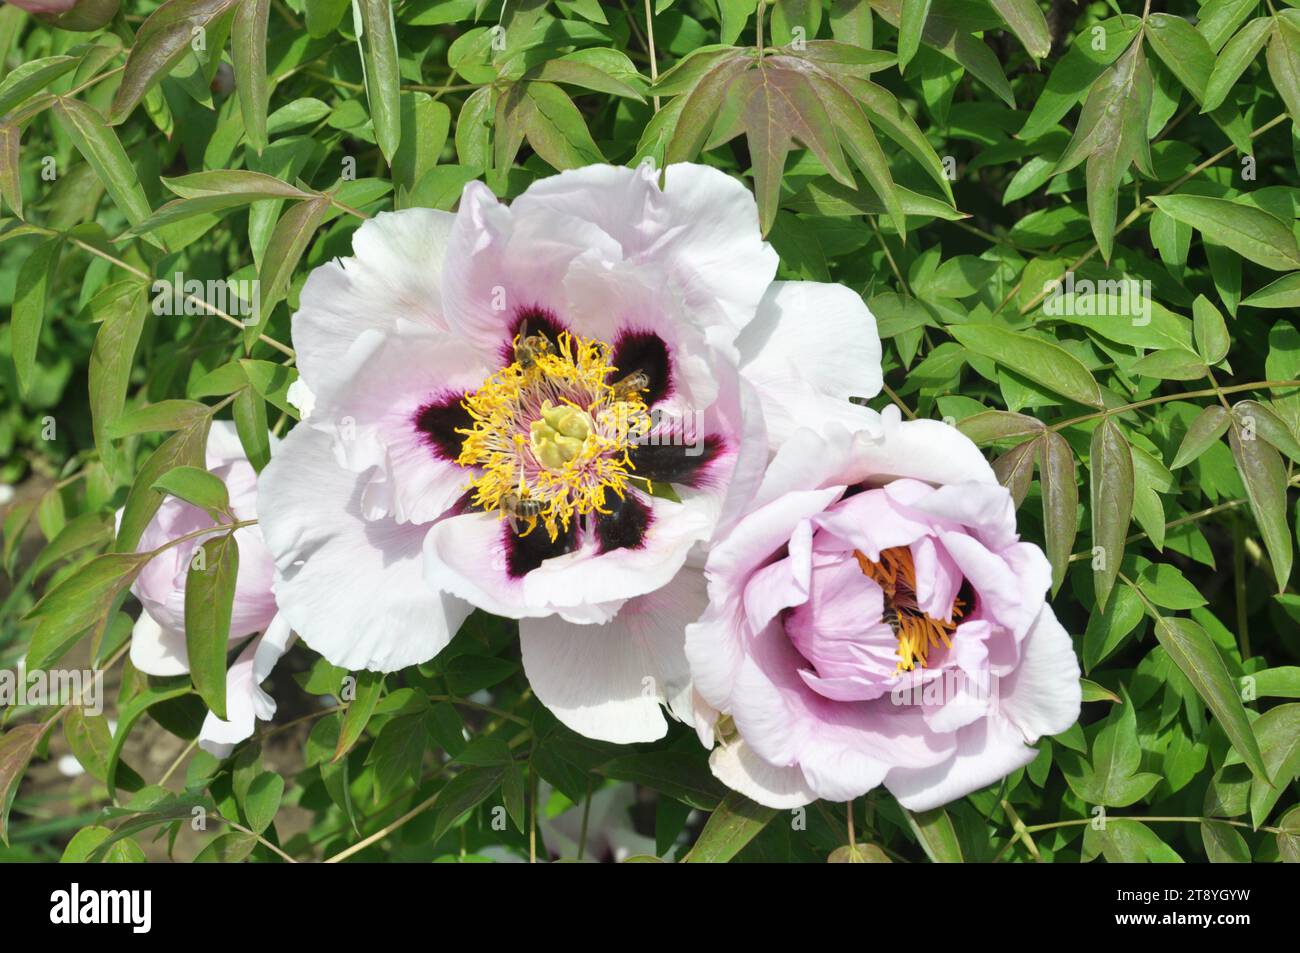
[[259, 162, 881, 743], [685, 409, 1082, 811], [127, 421, 293, 757], [5, 0, 78, 13]]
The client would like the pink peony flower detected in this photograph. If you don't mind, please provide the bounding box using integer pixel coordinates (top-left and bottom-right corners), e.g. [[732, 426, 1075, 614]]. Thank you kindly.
[[127, 421, 293, 757], [685, 409, 1081, 810], [259, 162, 881, 743]]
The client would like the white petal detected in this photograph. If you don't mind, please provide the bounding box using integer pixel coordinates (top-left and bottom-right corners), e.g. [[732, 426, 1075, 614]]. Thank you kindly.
[[305, 326, 488, 524], [258, 424, 472, 672], [293, 208, 455, 395], [440, 180, 622, 355], [518, 567, 707, 743], [849, 405, 997, 487], [997, 605, 1082, 741], [513, 162, 778, 335], [738, 281, 882, 448], [709, 739, 816, 809], [129, 610, 189, 677]]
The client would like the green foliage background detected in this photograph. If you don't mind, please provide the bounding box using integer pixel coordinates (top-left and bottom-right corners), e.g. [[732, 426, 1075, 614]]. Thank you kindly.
[[1, 0, 1299, 863]]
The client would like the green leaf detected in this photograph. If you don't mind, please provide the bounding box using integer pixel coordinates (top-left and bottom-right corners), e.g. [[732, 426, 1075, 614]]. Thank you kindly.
[[430, 764, 506, 844], [109, 0, 242, 123], [520, 81, 605, 170], [1019, 15, 1142, 140], [115, 416, 213, 552], [989, 0, 1050, 60], [1039, 431, 1078, 595], [153, 465, 231, 515], [233, 386, 271, 472], [1247, 703, 1300, 828], [1242, 272, 1300, 308], [904, 806, 964, 862], [0, 55, 78, 116], [897, 0, 932, 72], [1171, 405, 1231, 468], [53, 96, 158, 239], [1233, 400, 1300, 464], [682, 790, 776, 862], [231, 0, 271, 153], [356, 0, 402, 163], [24, 552, 150, 670], [1052, 39, 1152, 261], [1192, 295, 1230, 365], [11, 236, 61, 397], [1201, 820, 1250, 862], [108, 400, 212, 439], [88, 281, 148, 480], [0, 724, 45, 846], [948, 324, 1103, 407], [250, 196, 329, 345], [242, 771, 284, 834], [1203, 16, 1271, 112], [955, 410, 1044, 445], [600, 750, 726, 811], [194, 830, 258, 862], [1268, 12, 1300, 126], [992, 438, 1038, 508], [1228, 415, 1293, 592], [185, 531, 240, 720], [1083, 583, 1144, 672], [1144, 13, 1214, 103], [1150, 615, 1269, 783], [1150, 194, 1300, 271], [333, 670, 385, 762], [1089, 418, 1134, 611], [367, 713, 429, 801]]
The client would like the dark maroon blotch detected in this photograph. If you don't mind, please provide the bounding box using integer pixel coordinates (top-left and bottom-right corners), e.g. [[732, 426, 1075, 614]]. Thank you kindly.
[[630, 433, 724, 487], [415, 394, 472, 461], [595, 493, 653, 553], [610, 330, 671, 406], [505, 519, 579, 578]]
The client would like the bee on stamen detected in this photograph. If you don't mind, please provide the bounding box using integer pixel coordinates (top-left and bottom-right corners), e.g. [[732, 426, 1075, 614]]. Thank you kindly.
[[609, 369, 650, 402], [514, 322, 553, 373], [500, 491, 544, 535], [881, 605, 902, 636]]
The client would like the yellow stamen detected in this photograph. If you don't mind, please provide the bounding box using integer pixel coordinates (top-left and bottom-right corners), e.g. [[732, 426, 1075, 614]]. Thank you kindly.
[[455, 331, 650, 541], [855, 547, 964, 673]]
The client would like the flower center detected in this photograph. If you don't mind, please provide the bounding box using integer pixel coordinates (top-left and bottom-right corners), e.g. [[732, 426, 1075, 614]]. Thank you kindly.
[[455, 331, 651, 541], [854, 546, 964, 673]]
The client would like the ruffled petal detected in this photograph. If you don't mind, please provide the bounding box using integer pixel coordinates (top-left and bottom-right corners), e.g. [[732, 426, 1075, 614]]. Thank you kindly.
[[128, 610, 189, 677], [513, 162, 778, 335], [883, 714, 1038, 812], [996, 606, 1082, 741], [738, 281, 882, 447], [258, 425, 472, 672], [518, 567, 706, 743], [709, 738, 817, 810], [293, 208, 455, 395]]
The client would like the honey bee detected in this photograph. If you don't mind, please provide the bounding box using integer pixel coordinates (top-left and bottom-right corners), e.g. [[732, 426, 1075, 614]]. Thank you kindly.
[[881, 605, 902, 635], [501, 491, 544, 534], [609, 370, 650, 402], [514, 323, 552, 372]]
